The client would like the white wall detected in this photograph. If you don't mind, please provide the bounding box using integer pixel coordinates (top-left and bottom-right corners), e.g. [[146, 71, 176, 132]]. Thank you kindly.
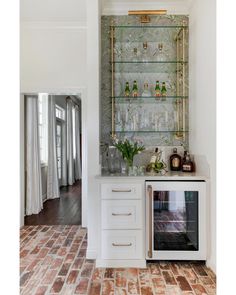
[[102, 0, 192, 15], [20, 1, 88, 227], [21, 0, 86, 23], [21, 23, 87, 92], [20, 95, 25, 227], [85, 0, 101, 259], [189, 0, 216, 272]]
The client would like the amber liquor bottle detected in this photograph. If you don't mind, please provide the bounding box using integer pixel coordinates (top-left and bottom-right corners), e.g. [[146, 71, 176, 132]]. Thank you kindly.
[[182, 152, 194, 172], [170, 148, 181, 171]]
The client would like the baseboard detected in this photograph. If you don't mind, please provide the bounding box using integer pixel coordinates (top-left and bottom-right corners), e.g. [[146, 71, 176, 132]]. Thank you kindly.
[[86, 249, 97, 260], [96, 259, 146, 268], [206, 258, 216, 274]]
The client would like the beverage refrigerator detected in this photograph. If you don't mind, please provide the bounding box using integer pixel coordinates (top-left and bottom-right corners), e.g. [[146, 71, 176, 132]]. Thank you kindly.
[[146, 181, 206, 260]]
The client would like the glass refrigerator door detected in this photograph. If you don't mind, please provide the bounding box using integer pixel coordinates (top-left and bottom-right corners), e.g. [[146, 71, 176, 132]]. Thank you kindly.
[[153, 190, 198, 251]]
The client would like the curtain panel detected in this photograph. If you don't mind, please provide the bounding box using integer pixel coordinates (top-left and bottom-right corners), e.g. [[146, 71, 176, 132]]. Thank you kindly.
[[26, 96, 43, 215], [47, 96, 60, 199], [67, 99, 75, 185], [74, 105, 82, 180]]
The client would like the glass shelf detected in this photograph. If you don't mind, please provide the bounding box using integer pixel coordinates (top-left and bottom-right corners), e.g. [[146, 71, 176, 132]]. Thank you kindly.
[[112, 61, 188, 64], [112, 96, 188, 103], [111, 25, 188, 29], [114, 130, 189, 133], [112, 61, 187, 73]]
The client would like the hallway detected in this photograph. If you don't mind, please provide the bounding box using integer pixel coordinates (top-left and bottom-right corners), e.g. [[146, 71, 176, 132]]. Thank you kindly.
[[25, 181, 81, 226]]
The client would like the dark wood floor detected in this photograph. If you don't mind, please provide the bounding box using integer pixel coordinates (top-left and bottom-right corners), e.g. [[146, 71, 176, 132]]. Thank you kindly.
[[24, 180, 81, 225]]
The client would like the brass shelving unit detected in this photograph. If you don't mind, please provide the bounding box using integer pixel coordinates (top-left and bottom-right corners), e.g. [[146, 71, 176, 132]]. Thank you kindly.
[[110, 20, 188, 140]]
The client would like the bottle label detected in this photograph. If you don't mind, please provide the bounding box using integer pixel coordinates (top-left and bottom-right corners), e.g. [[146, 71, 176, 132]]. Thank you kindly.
[[172, 158, 180, 168], [150, 156, 157, 164], [183, 164, 191, 171]]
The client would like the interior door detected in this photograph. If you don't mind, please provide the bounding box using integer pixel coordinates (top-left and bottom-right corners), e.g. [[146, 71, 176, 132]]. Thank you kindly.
[[56, 121, 62, 186]]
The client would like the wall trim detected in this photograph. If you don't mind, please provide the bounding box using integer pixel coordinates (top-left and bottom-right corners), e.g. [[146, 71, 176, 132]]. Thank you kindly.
[[206, 258, 216, 274], [21, 21, 87, 30], [86, 249, 97, 260], [96, 259, 146, 268]]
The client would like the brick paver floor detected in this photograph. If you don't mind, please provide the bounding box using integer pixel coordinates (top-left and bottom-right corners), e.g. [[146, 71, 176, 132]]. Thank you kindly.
[[20, 226, 216, 295]]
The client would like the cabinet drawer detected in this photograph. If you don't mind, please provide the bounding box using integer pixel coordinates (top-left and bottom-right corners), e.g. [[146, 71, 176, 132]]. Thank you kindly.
[[101, 183, 142, 200], [102, 200, 142, 229], [101, 230, 143, 260]]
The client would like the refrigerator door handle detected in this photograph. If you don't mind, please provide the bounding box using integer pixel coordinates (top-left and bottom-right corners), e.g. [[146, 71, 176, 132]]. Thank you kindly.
[[147, 184, 153, 258]]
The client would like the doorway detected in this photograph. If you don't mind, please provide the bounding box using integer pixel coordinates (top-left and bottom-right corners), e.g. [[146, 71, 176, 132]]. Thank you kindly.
[[23, 94, 83, 225]]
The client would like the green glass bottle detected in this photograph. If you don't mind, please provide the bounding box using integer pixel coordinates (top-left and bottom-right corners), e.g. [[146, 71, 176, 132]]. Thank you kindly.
[[124, 81, 130, 97], [132, 80, 138, 98], [155, 80, 161, 100], [161, 82, 167, 101]]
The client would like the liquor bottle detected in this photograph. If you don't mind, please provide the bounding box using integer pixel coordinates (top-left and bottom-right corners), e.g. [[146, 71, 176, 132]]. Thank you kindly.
[[170, 148, 181, 171], [182, 152, 194, 172], [142, 82, 151, 97], [132, 80, 138, 98], [161, 82, 167, 101], [146, 148, 159, 173], [182, 150, 187, 163], [155, 80, 161, 100], [124, 82, 130, 97]]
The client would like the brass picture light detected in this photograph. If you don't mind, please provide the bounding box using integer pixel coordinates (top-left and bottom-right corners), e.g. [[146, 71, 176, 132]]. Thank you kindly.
[[128, 10, 167, 23]]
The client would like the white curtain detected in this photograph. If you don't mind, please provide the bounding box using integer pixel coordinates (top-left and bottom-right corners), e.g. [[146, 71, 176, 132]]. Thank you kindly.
[[47, 96, 60, 199], [61, 121, 67, 186], [74, 105, 82, 180], [26, 96, 43, 215], [67, 98, 75, 185]]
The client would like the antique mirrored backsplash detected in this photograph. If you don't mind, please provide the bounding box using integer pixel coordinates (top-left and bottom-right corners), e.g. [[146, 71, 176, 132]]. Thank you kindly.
[[100, 15, 189, 166]]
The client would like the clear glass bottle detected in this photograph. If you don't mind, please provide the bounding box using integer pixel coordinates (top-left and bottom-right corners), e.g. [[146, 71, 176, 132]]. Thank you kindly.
[[108, 146, 120, 175], [146, 148, 159, 173], [142, 82, 151, 97], [133, 47, 140, 61], [142, 42, 149, 62]]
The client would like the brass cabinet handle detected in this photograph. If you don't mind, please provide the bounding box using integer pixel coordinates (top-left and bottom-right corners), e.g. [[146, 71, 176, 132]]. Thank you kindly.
[[112, 242, 132, 247], [112, 213, 132, 216], [112, 189, 132, 193], [147, 185, 153, 258]]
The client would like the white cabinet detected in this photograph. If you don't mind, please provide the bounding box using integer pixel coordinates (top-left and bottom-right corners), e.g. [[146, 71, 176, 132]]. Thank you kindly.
[[101, 230, 143, 260], [101, 199, 142, 229], [96, 175, 207, 268], [101, 183, 142, 200], [98, 181, 146, 268]]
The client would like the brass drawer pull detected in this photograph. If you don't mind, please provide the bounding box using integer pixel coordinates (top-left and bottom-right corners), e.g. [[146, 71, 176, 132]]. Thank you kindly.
[[112, 242, 132, 247], [112, 189, 132, 193], [112, 213, 132, 216]]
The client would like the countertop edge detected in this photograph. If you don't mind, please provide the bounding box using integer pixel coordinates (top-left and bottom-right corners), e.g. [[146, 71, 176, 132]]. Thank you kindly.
[[95, 172, 209, 181]]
